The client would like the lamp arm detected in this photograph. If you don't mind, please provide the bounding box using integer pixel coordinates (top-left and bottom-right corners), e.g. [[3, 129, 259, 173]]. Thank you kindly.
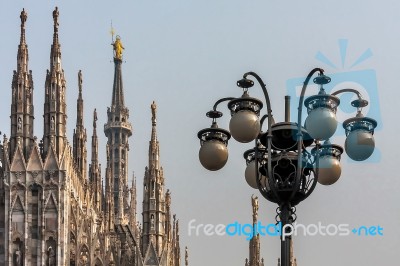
[[212, 97, 236, 111], [331, 88, 363, 100], [243, 72, 278, 201], [293, 68, 324, 201]]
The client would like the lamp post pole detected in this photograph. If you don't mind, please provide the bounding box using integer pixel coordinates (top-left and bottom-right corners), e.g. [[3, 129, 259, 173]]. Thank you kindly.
[[198, 68, 377, 265]]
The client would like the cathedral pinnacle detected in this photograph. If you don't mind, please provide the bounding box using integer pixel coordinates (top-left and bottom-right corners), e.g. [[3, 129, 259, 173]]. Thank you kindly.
[[20, 9, 27, 45], [53, 7, 59, 34]]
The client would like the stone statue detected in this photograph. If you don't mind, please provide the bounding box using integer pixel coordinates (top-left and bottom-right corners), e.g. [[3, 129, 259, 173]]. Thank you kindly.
[[50, 116, 55, 130], [52, 7, 59, 29], [112, 35, 124, 59], [17, 117, 22, 132], [14, 246, 21, 266], [48, 246, 55, 266], [78, 70, 83, 88], [20, 9, 27, 27], [151, 101, 157, 116], [93, 109, 98, 128], [252, 195, 259, 220]]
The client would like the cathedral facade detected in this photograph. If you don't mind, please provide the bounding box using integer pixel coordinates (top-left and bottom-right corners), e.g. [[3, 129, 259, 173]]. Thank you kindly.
[[0, 8, 187, 266]]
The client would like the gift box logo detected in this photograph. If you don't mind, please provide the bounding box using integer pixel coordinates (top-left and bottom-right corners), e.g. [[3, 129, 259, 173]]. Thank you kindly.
[[286, 39, 382, 162]]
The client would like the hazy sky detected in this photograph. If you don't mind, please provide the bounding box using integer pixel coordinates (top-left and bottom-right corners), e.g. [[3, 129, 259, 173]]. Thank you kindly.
[[0, 1, 399, 265]]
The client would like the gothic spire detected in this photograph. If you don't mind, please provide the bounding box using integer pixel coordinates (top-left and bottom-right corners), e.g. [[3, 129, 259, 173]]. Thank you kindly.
[[90, 108, 102, 212], [50, 7, 62, 75], [73, 70, 87, 179], [104, 33, 132, 227], [142, 102, 167, 258], [76, 70, 84, 129], [91, 108, 98, 166], [111, 35, 125, 107], [10, 8, 34, 160], [129, 174, 137, 228], [18, 9, 28, 72], [246, 195, 263, 266], [43, 6, 67, 158], [149, 101, 160, 169], [185, 246, 189, 266]]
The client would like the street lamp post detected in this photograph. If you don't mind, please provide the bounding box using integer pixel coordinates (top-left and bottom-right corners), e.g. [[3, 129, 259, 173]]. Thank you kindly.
[[197, 68, 377, 266]]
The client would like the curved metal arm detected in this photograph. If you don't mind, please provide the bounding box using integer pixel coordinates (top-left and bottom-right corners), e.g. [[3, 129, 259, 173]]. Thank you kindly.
[[293, 68, 324, 200], [243, 72, 278, 201], [331, 88, 363, 99], [213, 97, 235, 111]]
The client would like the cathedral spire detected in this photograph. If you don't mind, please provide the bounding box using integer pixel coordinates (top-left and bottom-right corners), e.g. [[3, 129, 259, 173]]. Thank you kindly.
[[142, 102, 167, 258], [104, 34, 132, 226], [73, 70, 87, 179], [246, 195, 263, 266], [90, 109, 102, 212], [10, 8, 34, 160], [111, 35, 125, 108], [129, 174, 137, 228], [185, 247, 189, 266], [43, 6, 67, 158], [149, 101, 160, 169]]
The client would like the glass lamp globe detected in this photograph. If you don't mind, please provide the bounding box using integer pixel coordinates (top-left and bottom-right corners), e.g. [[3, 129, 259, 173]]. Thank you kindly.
[[229, 110, 260, 143], [305, 108, 338, 140], [199, 140, 228, 171], [345, 129, 375, 161], [317, 155, 342, 185], [245, 160, 268, 189]]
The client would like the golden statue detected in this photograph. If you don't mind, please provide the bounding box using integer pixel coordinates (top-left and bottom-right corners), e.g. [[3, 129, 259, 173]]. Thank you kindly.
[[112, 35, 124, 59]]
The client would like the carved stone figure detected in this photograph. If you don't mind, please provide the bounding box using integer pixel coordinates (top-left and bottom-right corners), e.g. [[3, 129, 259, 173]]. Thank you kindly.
[[17, 117, 22, 132], [50, 116, 55, 130], [14, 246, 21, 266], [48, 246, 56, 266]]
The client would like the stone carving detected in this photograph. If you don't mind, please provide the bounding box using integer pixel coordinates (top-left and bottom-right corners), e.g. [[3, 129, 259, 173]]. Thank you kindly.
[[48, 246, 56, 266], [14, 246, 21, 266]]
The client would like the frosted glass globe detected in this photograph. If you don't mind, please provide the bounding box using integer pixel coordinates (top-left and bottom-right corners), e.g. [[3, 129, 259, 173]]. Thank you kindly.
[[317, 156, 342, 185], [229, 110, 260, 143], [245, 161, 268, 189], [199, 140, 228, 171], [305, 108, 337, 140], [345, 130, 375, 161]]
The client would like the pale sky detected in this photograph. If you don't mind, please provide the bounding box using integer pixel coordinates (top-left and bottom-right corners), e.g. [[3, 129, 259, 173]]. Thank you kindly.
[[0, 1, 398, 265]]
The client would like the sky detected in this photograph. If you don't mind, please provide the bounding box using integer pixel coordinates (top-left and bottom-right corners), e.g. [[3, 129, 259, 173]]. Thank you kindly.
[[0, 1, 399, 265]]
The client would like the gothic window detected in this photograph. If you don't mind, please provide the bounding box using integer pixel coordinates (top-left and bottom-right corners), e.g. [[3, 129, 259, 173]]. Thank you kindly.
[[114, 148, 119, 159], [115, 117, 119, 122], [115, 132, 119, 143]]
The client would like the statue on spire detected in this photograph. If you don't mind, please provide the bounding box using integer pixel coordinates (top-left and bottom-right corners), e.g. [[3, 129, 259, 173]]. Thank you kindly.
[[252, 195, 259, 222], [93, 109, 98, 128], [78, 70, 83, 93], [151, 101, 157, 122], [20, 8, 27, 28], [112, 35, 124, 60], [52, 7, 59, 31]]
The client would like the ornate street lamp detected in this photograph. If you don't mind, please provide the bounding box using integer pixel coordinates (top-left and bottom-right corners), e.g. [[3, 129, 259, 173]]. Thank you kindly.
[[197, 68, 377, 266]]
